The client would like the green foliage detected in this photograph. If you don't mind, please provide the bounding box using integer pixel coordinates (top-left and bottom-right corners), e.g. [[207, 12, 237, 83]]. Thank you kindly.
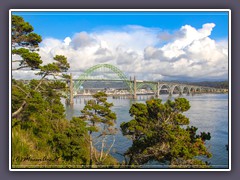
[[11, 15, 94, 168], [26, 33, 42, 46], [167, 80, 229, 89], [12, 80, 29, 112], [36, 55, 70, 78], [12, 15, 51, 72], [121, 98, 212, 167], [12, 48, 43, 70], [48, 117, 89, 164], [11, 15, 70, 118], [81, 92, 117, 166], [12, 53, 70, 118], [81, 91, 117, 132], [12, 15, 42, 47], [53, 55, 70, 72], [12, 82, 91, 166], [186, 126, 211, 142], [12, 15, 42, 70], [12, 117, 90, 167]]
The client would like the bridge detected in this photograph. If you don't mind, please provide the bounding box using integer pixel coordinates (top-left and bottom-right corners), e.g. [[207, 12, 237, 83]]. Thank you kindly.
[[66, 64, 225, 105]]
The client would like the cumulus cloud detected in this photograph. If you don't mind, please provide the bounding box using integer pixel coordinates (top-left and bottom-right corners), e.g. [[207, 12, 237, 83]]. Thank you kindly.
[[144, 46, 165, 60], [70, 32, 96, 49], [158, 30, 185, 42], [64, 37, 71, 45], [12, 23, 228, 81], [142, 23, 228, 80]]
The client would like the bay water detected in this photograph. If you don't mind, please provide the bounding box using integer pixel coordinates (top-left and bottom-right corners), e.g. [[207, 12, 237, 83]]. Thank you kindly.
[[64, 93, 229, 168]]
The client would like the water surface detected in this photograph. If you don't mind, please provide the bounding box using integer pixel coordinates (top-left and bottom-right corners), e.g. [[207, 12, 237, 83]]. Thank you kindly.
[[65, 93, 229, 168]]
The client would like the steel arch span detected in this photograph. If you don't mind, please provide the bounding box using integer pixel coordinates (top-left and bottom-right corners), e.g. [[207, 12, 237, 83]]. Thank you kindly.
[[73, 64, 133, 94]]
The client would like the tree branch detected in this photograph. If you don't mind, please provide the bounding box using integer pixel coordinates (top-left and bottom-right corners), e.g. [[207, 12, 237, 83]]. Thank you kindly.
[[103, 136, 116, 161], [12, 84, 32, 97], [12, 60, 22, 62], [12, 74, 47, 118], [12, 66, 29, 71], [100, 136, 106, 161]]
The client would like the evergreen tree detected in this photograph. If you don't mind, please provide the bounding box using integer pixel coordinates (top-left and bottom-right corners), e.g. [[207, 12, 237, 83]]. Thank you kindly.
[[12, 15, 42, 70], [121, 98, 212, 168], [11, 15, 83, 167], [48, 117, 89, 166], [12, 15, 42, 48], [12, 55, 70, 118], [81, 92, 117, 167], [11, 15, 70, 118]]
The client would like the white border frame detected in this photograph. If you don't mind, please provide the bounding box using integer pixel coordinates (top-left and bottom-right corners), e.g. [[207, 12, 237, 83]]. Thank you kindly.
[[9, 9, 231, 171]]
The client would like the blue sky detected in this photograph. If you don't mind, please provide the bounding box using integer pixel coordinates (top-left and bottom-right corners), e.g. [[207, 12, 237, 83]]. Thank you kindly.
[[13, 11, 228, 41], [12, 11, 229, 81]]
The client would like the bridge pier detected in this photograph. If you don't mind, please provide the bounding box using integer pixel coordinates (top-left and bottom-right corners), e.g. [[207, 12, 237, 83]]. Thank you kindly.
[[133, 76, 137, 99], [69, 73, 74, 106], [156, 82, 160, 98]]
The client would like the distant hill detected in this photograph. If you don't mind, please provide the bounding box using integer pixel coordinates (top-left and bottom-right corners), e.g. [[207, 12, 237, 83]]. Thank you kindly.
[[160, 80, 229, 89], [82, 80, 229, 89], [189, 81, 228, 89]]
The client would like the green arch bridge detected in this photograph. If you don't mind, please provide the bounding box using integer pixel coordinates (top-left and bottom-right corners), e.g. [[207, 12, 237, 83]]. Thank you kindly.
[[67, 64, 224, 105]]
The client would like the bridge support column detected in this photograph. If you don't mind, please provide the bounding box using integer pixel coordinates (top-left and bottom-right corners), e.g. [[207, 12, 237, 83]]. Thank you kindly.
[[156, 82, 159, 98], [133, 76, 137, 99], [69, 73, 74, 106], [169, 86, 173, 96]]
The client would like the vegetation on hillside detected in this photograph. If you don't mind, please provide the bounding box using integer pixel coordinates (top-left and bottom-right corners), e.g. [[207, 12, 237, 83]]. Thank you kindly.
[[11, 15, 117, 168], [164, 80, 229, 89]]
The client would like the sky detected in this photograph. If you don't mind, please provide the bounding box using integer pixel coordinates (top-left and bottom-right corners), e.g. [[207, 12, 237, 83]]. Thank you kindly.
[[12, 10, 229, 81]]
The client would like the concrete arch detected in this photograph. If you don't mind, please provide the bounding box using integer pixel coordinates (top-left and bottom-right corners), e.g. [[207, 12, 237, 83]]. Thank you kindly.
[[158, 84, 171, 95], [182, 86, 190, 94], [196, 87, 201, 93], [189, 87, 196, 93], [73, 64, 133, 94], [137, 82, 157, 91], [170, 85, 182, 95]]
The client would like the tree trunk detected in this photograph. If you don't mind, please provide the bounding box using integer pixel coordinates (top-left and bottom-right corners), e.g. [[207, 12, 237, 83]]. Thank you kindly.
[[12, 101, 26, 118], [100, 136, 106, 162], [103, 136, 115, 161], [89, 132, 93, 168]]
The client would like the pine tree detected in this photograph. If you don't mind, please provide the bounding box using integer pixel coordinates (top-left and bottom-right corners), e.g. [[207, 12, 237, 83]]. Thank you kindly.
[[121, 98, 212, 168], [81, 92, 117, 167], [11, 16, 70, 118]]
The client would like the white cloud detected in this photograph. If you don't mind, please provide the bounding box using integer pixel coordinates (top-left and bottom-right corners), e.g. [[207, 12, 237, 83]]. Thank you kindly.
[[12, 23, 228, 81], [70, 32, 96, 49], [12, 70, 41, 80], [64, 37, 71, 45]]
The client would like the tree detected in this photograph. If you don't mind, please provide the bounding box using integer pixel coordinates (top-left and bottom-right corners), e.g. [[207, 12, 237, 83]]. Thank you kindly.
[[120, 98, 212, 168], [11, 15, 91, 168], [12, 15, 43, 70], [49, 117, 89, 165], [12, 55, 70, 118], [12, 15, 42, 47], [81, 92, 117, 167], [11, 15, 70, 118]]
